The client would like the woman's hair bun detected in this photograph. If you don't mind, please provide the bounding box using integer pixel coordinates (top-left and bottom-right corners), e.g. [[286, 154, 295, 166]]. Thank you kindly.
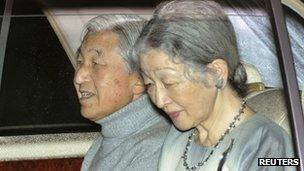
[[230, 62, 247, 97]]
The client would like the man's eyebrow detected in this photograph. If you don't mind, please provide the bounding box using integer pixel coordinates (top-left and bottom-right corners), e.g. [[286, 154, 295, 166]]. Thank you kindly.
[[88, 48, 103, 57], [154, 67, 176, 71]]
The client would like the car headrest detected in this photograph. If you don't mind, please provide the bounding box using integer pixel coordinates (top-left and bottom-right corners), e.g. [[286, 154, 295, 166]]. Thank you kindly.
[[246, 89, 291, 135], [242, 62, 265, 96]]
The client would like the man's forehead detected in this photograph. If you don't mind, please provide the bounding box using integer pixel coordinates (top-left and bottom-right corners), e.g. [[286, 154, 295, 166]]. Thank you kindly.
[[80, 30, 120, 54], [84, 29, 118, 43]]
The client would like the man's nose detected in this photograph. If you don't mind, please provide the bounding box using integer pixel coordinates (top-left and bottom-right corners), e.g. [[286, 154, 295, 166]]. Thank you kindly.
[[74, 65, 91, 85], [154, 87, 172, 109]]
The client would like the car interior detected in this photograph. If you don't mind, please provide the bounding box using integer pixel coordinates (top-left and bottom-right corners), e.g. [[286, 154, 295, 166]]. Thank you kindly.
[[0, 0, 303, 170]]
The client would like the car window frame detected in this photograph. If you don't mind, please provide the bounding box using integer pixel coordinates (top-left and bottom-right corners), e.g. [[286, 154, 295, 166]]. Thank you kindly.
[[266, 0, 304, 169], [0, 0, 12, 87], [0, 0, 303, 169]]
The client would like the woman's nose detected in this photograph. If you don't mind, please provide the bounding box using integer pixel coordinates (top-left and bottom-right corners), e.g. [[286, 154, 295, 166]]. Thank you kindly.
[[154, 87, 172, 109]]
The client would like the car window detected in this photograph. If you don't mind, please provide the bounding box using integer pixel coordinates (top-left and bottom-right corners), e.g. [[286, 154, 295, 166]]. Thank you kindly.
[[0, 1, 160, 136], [0, 0, 5, 15], [284, 5, 304, 95], [223, 1, 284, 88], [0, 0, 297, 136], [0, 0, 99, 136], [0, 0, 6, 37], [11, 0, 44, 15], [0, 0, 303, 168]]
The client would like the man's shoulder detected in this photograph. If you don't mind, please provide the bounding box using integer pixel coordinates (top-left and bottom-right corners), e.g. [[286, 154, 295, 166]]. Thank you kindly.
[[112, 118, 170, 168], [129, 117, 170, 145]]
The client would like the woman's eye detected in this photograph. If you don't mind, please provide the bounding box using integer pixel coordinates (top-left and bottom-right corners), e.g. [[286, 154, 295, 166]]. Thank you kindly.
[[145, 83, 155, 90], [145, 83, 152, 89], [164, 81, 178, 88]]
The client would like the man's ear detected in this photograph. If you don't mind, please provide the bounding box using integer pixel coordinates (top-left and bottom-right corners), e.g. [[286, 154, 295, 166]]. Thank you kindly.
[[131, 74, 145, 97]]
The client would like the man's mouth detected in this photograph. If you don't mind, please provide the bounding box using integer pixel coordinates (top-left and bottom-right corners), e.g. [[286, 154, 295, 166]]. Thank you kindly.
[[79, 91, 95, 100]]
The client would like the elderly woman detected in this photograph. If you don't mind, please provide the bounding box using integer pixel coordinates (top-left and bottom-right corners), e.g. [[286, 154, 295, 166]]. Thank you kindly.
[[133, 0, 295, 170]]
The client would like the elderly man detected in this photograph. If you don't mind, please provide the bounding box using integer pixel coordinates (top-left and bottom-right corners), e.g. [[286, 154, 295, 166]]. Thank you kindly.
[[74, 15, 170, 171]]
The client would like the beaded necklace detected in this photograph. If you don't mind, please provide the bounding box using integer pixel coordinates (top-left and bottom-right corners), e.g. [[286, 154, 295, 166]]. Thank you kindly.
[[181, 100, 246, 170]]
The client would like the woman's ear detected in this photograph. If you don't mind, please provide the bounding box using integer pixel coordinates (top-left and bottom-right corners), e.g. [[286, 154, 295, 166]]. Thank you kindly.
[[208, 58, 229, 89]]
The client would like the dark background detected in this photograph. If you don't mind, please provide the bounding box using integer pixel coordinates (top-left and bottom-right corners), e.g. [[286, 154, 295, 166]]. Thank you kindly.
[[0, 0, 5, 15], [0, 0, 5, 29], [0, 0, 98, 135], [0, 0, 162, 136]]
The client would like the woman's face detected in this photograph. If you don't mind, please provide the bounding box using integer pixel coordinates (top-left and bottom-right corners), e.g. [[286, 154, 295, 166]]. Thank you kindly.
[[139, 49, 218, 131]]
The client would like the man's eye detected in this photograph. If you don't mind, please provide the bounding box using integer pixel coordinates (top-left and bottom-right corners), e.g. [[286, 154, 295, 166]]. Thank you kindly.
[[92, 59, 106, 66], [92, 60, 102, 66], [76, 60, 83, 65], [164, 83, 174, 88]]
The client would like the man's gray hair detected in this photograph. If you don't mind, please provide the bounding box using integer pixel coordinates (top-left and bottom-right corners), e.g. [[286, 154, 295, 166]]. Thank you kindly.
[[81, 14, 146, 73], [133, 0, 247, 96]]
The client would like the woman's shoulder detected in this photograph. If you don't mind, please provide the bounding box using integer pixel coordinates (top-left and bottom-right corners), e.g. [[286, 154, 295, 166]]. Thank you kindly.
[[236, 113, 289, 138], [163, 125, 192, 146], [159, 126, 193, 171], [227, 113, 295, 169], [230, 113, 294, 155], [161, 126, 197, 156]]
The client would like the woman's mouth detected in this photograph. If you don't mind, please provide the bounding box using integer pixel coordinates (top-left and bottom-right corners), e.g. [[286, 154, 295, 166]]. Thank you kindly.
[[167, 111, 180, 119]]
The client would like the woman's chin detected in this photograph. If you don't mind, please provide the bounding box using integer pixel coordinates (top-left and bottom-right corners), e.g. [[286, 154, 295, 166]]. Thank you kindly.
[[173, 121, 193, 132]]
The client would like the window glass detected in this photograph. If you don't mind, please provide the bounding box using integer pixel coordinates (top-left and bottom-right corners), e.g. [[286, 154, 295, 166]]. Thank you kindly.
[[0, 0, 158, 136], [283, 5, 304, 109], [222, 0, 296, 150], [0, 0, 298, 145], [11, 0, 44, 15], [222, 0, 284, 89], [0, 0, 5, 15], [0, 8, 99, 136], [0, 0, 5, 30]]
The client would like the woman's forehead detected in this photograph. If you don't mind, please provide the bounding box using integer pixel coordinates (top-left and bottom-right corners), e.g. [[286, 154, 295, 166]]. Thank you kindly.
[[139, 50, 181, 71]]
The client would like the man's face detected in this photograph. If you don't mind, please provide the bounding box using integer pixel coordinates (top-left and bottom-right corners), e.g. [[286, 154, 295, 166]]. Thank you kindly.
[[74, 30, 135, 121]]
